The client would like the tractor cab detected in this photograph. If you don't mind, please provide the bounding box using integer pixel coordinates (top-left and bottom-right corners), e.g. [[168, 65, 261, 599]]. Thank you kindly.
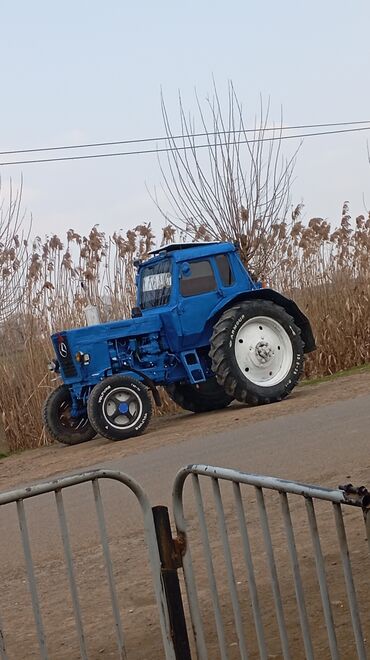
[[137, 241, 255, 308], [136, 241, 259, 349]]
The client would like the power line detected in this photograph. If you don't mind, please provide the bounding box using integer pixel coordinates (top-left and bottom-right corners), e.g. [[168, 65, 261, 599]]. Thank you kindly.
[[0, 124, 369, 167], [0, 119, 370, 157]]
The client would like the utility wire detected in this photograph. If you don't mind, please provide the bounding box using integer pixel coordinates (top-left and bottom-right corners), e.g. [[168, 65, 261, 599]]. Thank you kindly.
[[0, 119, 370, 157], [0, 124, 369, 167]]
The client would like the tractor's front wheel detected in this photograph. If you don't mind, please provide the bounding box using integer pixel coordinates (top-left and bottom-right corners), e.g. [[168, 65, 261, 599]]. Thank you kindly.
[[165, 377, 233, 413], [209, 300, 304, 405], [43, 385, 97, 445], [87, 375, 152, 441]]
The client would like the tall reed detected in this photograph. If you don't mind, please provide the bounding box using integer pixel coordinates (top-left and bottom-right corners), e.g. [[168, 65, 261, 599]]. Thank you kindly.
[[1, 203, 370, 452]]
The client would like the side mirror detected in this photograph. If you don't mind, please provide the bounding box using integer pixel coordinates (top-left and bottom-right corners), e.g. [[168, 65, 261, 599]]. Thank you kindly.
[[181, 262, 191, 277]]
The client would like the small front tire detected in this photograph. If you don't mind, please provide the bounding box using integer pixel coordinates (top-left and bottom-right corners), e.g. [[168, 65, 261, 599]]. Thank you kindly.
[[87, 375, 152, 441], [43, 385, 96, 445]]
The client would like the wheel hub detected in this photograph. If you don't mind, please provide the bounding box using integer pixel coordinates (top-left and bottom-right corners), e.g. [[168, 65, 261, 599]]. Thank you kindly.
[[255, 341, 274, 364], [234, 315, 293, 386]]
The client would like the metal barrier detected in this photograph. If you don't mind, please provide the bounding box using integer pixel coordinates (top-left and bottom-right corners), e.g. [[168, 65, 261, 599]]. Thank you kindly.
[[2, 464, 370, 659], [173, 465, 370, 660], [0, 469, 178, 660]]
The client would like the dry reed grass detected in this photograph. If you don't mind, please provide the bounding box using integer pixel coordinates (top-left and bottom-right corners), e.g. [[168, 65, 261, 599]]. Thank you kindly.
[[1, 200, 370, 453]]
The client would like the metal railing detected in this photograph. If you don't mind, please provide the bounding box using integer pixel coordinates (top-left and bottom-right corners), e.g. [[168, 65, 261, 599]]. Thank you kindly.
[[0, 469, 177, 660], [173, 464, 370, 660], [2, 463, 370, 659]]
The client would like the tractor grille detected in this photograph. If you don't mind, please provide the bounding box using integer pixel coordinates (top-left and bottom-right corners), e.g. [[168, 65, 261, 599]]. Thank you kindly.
[[55, 334, 77, 378]]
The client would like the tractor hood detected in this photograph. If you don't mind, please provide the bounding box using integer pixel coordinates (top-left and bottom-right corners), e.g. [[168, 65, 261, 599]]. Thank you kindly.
[[51, 314, 163, 375], [52, 314, 162, 346]]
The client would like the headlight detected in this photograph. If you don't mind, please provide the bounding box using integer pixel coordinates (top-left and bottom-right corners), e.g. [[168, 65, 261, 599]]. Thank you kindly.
[[48, 359, 60, 372], [75, 352, 90, 365]]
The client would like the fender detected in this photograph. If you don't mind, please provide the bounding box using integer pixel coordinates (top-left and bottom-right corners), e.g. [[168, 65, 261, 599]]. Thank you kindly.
[[208, 288, 316, 353]]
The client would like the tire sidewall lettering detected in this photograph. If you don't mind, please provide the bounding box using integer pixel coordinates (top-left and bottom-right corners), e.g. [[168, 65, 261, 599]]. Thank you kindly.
[[229, 314, 245, 348], [98, 384, 112, 404]]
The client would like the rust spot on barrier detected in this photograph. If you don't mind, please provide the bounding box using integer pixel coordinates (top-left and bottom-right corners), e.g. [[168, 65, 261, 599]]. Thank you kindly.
[[173, 532, 187, 567]]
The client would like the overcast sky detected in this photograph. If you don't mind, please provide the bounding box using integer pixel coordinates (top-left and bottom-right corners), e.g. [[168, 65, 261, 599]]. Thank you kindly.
[[1, 0, 369, 243]]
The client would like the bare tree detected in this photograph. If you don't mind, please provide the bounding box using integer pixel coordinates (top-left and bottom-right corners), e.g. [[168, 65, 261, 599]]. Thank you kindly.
[[154, 82, 300, 279], [0, 178, 30, 324]]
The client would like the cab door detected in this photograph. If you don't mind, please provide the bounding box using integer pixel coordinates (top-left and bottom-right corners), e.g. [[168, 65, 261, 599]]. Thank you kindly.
[[178, 258, 222, 347]]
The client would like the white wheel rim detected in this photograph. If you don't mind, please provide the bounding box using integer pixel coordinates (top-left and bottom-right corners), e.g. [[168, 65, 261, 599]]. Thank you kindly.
[[234, 316, 293, 387], [102, 387, 143, 430]]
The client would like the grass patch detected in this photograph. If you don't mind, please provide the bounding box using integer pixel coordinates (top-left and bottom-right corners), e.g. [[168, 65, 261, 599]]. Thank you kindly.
[[301, 363, 370, 387], [0, 452, 8, 460]]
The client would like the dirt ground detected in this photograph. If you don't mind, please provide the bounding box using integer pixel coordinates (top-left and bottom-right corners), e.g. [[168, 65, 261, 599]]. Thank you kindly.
[[1, 371, 370, 492], [1, 373, 370, 659]]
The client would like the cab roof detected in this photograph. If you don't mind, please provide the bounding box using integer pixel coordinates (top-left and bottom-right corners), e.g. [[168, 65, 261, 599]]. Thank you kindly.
[[142, 241, 236, 267], [147, 241, 219, 255]]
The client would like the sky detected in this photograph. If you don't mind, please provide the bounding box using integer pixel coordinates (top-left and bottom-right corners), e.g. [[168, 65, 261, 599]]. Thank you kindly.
[[0, 0, 369, 243]]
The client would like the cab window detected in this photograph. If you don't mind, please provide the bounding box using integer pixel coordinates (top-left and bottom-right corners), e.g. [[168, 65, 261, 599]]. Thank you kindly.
[[215, 254, 234, 286], [180, 260, 216, 297], [140, 259, 172, 309]]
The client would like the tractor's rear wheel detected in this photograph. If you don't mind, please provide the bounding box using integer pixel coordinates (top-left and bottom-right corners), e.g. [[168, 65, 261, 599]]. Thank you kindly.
[[209, 300, 304, 405], [165, 377, 233, 413], [43, 385, 96, 445], [87, 375, 152, 441]]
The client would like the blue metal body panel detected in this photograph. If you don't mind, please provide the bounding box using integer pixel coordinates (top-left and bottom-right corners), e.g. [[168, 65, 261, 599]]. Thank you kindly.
[[49, 241, 312, 416]]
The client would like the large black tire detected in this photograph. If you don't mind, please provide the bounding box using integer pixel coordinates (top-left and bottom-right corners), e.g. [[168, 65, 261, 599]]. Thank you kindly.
[[165, 377, 233, 413], [209, 300, 304, 405], [43, 385, 97, 445], [87, 375, 152, 441]]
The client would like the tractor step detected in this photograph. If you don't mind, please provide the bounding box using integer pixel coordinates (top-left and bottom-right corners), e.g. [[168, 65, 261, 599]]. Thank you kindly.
[[180, 351, 206, 384]]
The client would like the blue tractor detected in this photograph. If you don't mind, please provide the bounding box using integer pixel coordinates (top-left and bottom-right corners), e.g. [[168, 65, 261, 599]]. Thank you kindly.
[[43, 241, 315, 444]]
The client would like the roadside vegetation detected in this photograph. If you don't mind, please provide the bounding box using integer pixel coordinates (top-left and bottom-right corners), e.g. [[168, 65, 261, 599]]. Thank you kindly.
[[1, 198, 369, 454]]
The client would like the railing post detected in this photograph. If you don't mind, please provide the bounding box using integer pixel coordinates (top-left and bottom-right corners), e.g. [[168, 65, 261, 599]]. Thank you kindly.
[[152, 505, 192, 660]]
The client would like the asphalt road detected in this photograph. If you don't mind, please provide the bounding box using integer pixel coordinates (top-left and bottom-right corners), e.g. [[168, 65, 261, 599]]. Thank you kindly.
[[1, 392, 369, 570]]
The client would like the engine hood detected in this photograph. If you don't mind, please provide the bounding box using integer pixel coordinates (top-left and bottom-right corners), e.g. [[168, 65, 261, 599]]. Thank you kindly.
[[51, 314, 163, 345]]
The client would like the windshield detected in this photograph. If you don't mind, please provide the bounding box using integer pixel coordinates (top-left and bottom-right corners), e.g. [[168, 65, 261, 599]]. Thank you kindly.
[[139, 259, 172, 309]]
